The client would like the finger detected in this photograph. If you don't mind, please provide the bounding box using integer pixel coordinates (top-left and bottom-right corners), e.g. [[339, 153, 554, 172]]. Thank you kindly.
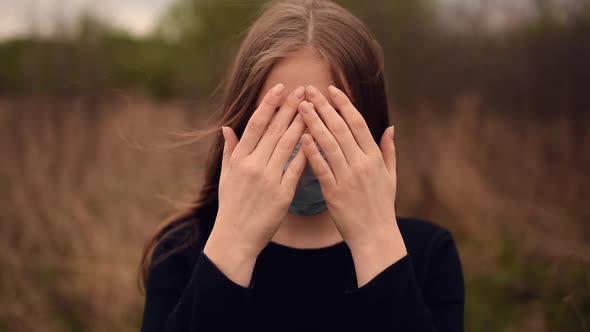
[[281, 141, 307, 189], [267, 112, 306, 177], [300, 133, 336, 188], [233, 83, 285, 158], [221, 126, 239, 174], [328, 85, 381, 156], [252, 86, 305, 163], [297, 101, 348, 178], [380, 125, 396, 176], [304, 85, 362, 164]]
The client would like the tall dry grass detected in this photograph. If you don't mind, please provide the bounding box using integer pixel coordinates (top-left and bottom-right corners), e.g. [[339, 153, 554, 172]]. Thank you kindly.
[[0, 95, 588, 331]]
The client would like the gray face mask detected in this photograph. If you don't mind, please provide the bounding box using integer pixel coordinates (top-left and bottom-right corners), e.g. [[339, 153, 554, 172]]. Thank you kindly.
[[283, 141, 329, 216]]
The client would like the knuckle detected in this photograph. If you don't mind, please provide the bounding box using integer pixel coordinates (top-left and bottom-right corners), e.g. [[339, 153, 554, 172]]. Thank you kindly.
[[277, 137, 297, 151], [331, 121, 349, 136], [309, 120, 324, 133], [228, 153, 238, 165], [285, 96, 301, 110], [265, 121, 283, 136], [362, 157, 381, 174], [247, 118, 265, 134], [276, 190, 293, 206], [353, 160, 370, 174], [318, 173, 335, 191], [369, 155, 382, 169], [351, 116, 367, 130], [290, 118, 304, 132], [240, 160, 262, 178], [348, 156, 362, 167], [223, 149, 232, 161], [315, 166, 330, 178], [261, 173, 275, 188], [333, 94, 349, 107], [320, 180, 333, 193], [262, 94, 278, 108], [314, 97, 328, 108], [323, 140, 340, 155]]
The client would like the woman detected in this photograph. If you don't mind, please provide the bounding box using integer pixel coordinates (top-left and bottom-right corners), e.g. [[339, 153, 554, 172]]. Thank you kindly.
[[140, 0, 464, 331]]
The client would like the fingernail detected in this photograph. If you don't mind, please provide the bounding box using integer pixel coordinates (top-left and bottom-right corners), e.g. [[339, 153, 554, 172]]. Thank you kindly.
[[273, 83, 285, 96], [390, 125, 395, 140], [302, 134, 312, 145], [293, 86, 305, 99], [221, 126, 228, 140], [299, 101, 310, 113], [306, 85, 317, 97], [328, 85, 340, 98]]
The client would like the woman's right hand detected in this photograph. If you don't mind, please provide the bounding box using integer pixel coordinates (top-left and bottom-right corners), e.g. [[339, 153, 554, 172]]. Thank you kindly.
[[203, 83, 308, 287]]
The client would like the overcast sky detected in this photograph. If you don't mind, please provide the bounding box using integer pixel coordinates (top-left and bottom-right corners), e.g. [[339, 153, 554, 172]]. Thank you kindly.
[[0, 0, 581, 40], [0, 0, 175, 39]]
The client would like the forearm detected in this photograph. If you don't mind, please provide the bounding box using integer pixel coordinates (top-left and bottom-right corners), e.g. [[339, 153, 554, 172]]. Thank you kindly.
[[343, 225, 465, 332], [143, 247, 256, 331]]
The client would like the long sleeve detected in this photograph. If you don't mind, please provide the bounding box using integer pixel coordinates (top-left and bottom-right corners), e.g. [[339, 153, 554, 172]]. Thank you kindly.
[[141, 244, 255, 332], [342, 229, 465, 331]]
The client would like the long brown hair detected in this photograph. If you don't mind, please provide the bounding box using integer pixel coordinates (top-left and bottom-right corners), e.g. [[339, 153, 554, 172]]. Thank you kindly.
[[139, 0, 391, 291]]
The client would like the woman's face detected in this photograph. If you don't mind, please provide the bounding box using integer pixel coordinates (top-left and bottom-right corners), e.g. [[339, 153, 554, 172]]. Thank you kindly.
[[256, 48, 339, 134]]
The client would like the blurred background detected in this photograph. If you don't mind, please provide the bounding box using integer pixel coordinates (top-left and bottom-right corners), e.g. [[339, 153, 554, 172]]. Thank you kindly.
[[0, 0, 589, 331]]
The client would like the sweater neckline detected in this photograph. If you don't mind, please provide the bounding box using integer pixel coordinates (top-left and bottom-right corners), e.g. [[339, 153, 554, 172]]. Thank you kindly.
[[266, 240, 348, 253]]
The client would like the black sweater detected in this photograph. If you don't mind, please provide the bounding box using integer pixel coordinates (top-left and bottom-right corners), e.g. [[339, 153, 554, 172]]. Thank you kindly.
[[141, 217, 465, 331]]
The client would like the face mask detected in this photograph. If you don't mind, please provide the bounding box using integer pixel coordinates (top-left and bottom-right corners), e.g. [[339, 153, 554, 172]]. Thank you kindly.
[[283, 141, 329, 216]]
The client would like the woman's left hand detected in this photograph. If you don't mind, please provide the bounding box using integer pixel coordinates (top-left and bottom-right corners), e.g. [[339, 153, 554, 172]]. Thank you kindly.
[[299, 85, 407, 287]]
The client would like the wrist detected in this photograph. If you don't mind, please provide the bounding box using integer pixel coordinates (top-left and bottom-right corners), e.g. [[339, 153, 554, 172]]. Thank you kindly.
[[350, 234, 407, 264], [203, 227, 259, 287], [207, 215, 262, 259], [348, 219, 405, 253], [348, 223, 407, 287]]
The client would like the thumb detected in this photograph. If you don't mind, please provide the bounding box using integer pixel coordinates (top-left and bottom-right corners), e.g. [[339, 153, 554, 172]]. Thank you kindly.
[[380, 125, 396, 176], [221, 126, 238, 173]]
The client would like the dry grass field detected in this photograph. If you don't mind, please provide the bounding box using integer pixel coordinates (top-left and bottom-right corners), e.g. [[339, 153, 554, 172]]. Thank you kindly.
[[0, 95, 588, 331]]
